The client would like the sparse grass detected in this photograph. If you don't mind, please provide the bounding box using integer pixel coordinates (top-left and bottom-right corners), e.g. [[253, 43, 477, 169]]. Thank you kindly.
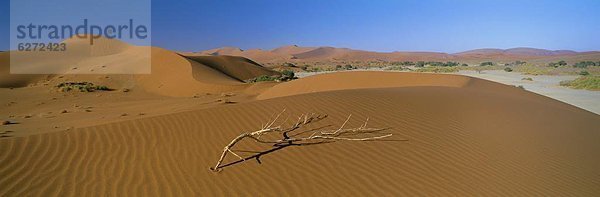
[[559, 76, 600, 91], [514, 64, 556, 75], [248, 75, 278, 82], [513, 64, 600, 76], [461, 65, 504, 72], [384, 65, 409, 71], [514, 85, 526, 90], [56, 82, 112, 92]]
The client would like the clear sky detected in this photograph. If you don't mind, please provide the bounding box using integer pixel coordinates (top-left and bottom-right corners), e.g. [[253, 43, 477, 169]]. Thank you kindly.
[[2, 0, 599, 53]]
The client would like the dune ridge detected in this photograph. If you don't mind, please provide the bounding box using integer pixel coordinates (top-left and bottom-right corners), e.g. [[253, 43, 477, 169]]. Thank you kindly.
[[257, 71, 472, 99]]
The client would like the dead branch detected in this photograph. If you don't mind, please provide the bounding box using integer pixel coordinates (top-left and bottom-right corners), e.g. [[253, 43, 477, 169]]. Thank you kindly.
[[210, 110, 392, 172]]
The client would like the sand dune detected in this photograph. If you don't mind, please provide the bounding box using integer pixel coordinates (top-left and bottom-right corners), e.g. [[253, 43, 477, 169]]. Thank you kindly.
[[271, 45, 318, 56], [1, 37, 282, 97], [239, 49, 294, 62], [0, 52, 52, 88], [184, 55, 279, 82], [291, 47, 352, 60], [200, 47, 245, 56], [7, 37, 151, 74], [1, 71, 599, 195], [193, 47, 293, 63], [257, 71, 472, 99]]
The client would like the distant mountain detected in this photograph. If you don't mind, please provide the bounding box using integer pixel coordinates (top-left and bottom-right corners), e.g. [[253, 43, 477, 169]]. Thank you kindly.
[[194, 46, 598, 63], [455, 47, 578, 56]]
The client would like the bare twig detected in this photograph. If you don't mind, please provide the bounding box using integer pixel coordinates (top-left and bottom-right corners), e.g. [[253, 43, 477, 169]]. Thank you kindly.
[[210, 110, 392, 172]]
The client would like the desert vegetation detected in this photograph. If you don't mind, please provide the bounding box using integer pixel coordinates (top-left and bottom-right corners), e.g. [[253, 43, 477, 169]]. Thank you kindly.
[[248, 75, 279, 82], [479, 62, 495, 66], [548, 60, 568, 68], [247, 70, 297, 83], [56, 82, 111, 92], [521, 77, 533, 81], [335, 64, 357, 70], [281, 59, 600, 77], [414, 66, 459, 73], [559, 76, 600, 91], [412, 61, 463, 67], [572, 61, 600, 68]]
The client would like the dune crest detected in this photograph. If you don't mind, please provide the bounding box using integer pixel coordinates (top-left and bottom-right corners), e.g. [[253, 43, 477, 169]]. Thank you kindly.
[[257, 71, 472, 99]]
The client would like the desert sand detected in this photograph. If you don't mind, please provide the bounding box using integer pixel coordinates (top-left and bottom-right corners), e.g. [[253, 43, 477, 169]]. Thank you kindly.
[[1, 37, 600, 196]]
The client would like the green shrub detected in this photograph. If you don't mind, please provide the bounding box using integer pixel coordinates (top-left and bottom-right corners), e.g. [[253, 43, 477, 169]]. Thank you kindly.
[[249, 71, 296, 83], [515, 61, 526, 65], [56, 82, 112, 92], [504, 67, 513, 72], [250, 75, 278, 82], [579, 70, 590, 76], [558, 60, 567, 66], [521, 77, 533, 81], [280, 70, 296, 81], [480, 62, 494, 66], [573, 61, 597, 68], [282, 70, 294, 78], [96, 86, 110, 91]]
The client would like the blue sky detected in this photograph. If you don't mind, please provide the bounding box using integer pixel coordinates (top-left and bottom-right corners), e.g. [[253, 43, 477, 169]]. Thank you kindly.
[[2, 0, 600, 53]]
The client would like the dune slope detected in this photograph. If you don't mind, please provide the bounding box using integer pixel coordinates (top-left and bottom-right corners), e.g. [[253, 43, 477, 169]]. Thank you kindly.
[[1, 72, 599, 196], [184, 55, 280, 82]]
